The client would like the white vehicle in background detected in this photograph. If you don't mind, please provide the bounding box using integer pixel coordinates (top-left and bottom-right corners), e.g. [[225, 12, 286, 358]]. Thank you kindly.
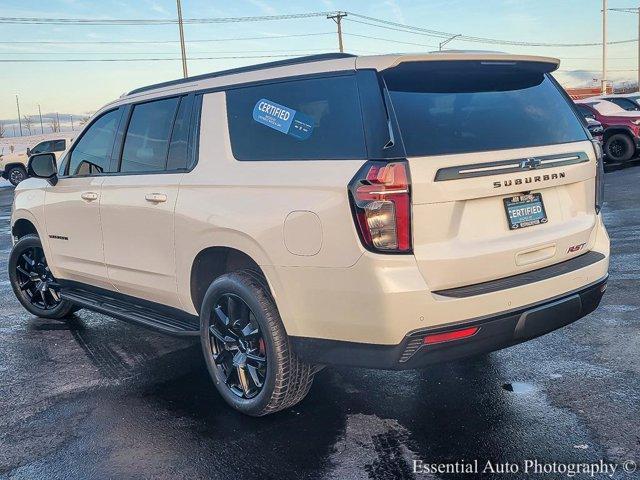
[[0, 135, 73, 186], [599, 93, 640, 112]]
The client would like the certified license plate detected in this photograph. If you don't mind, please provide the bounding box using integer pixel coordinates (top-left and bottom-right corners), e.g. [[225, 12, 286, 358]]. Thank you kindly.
[[503, 193, 547, 230]]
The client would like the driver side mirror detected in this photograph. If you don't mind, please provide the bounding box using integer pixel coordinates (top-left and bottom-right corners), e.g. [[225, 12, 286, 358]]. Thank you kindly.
[[27, 153, 58, 186]]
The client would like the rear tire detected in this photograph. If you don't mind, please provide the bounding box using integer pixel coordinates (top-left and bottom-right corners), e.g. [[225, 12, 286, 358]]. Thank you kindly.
[[604, 133, 635, 163], [7, 165, 27, 186], [9, 234, 76, 320], [200, 270, 315, 416]]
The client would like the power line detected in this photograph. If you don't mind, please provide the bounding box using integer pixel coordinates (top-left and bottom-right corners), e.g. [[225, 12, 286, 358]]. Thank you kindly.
[[0, 32, 334, 45], [0, 12, 333, 25], [0, 48, 337, 55], [0, 10, 637, 48], [0, 54, 310, 63], [343, 32, 438, 48], [344, 11, 638, 47]]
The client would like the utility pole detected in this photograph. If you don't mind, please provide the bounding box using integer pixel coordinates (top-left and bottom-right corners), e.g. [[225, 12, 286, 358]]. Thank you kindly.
[[439, 34, 461, 51], [56, 112, 60, 132], [327, 11, 346, 53], [176, 0, 188, 78], [602, 0, 608, 94], [608, 6, 640, 92], [37, 104, 44, 134], [15, 95, 22, 136]]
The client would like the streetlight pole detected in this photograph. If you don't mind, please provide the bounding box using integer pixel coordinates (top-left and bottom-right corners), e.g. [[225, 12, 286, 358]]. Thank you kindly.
[[327, 12, 346, 53], [602, 0, 608, 94], [37, 104, 44, 134], [15, 95, 22, 136], [176, 0, 188, 78], [439, 34, 461, 51]]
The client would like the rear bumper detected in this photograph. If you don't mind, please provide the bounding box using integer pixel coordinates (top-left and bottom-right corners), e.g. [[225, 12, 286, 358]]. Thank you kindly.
[[290, 275, 607, 370]]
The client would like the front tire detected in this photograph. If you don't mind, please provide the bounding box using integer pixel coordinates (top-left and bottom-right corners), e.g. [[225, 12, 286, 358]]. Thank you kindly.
[[200, 270, 315, 416], [7, 165, 27, 186], [9, 234, 76, 319], [604, 133, 635, 163]]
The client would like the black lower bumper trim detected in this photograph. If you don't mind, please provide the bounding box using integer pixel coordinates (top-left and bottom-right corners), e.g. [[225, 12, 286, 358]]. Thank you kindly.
[[290, 276, 608, 370], [434, 251, 605, 298]]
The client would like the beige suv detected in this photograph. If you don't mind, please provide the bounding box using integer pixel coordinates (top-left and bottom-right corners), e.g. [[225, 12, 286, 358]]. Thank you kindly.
[[1, 137, 70, 185], [9, 52, 610, 416]]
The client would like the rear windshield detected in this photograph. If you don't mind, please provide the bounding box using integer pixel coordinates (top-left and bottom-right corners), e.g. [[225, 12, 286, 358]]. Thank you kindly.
[[383, 61, 588, 157]]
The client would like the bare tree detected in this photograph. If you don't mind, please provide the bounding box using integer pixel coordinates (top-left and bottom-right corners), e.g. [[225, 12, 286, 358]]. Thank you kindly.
[[78, 115, 90, 127], [22, 115, 33, 135], [0, 121, 5, 139], [48, 116, 60, 133]]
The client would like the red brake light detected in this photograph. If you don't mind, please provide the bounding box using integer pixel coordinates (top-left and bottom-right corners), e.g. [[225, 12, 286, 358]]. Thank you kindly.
[[348, 161, 411, 253], [423, 327, 479, 345]]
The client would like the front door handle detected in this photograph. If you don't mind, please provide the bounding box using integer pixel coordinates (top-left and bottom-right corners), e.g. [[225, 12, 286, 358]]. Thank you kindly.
[[80, 192, 99, 202], [145, 193, 167, 203]]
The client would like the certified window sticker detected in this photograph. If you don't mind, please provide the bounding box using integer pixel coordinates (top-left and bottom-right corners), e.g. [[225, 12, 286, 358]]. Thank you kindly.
[[252, 98, 314, 140]]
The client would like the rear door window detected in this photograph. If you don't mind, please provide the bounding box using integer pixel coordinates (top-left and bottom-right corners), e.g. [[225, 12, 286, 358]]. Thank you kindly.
[[383, 61, 588, 157], [226, 75, 366, 161], [120, 97, 180, 173], [166, 95, 194, 171]]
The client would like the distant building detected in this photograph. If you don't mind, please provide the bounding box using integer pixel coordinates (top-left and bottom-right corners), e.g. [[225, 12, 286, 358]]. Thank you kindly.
[[564, 86, 613, 100]]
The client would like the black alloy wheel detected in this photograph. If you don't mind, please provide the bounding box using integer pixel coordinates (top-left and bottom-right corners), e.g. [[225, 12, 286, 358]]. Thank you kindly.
[[8, 166, 27, 186], [15, 245, 61, 310], [609, 139, 626, 158], [207, 293, 267, 399], [9, 234, 77, 319], [605, 133, 634, 162]]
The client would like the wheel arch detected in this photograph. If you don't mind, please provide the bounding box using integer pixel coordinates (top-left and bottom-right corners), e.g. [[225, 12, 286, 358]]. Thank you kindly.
[[189, 246, 271, 315], [12, 217, 39, 239], [2, 162, 27, 179], [603, 126, 635, 142]]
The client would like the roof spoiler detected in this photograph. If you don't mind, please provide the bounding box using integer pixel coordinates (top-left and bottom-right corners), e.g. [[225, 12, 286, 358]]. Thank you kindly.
[[357, 53, 560, 73]]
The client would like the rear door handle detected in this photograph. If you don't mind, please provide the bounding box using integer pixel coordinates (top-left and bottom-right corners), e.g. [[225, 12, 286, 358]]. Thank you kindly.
[[145, 193, 167, 203], [80, 192, 99, 202]]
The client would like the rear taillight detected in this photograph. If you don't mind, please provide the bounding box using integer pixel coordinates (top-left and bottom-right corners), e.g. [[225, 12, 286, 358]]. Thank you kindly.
[[348, 161, 411, 253], [592, 139, 604, 214]]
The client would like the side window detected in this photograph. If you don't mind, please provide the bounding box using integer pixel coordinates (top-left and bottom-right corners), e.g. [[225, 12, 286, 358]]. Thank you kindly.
[[167, 95, 194, 171], [120, 97, 179, 173], [32, 141, 51, 154], [68, 109, 121, 176], [610, 98, 640, 111], [52, 140, 66, 151], [226, 75, 366, 161]]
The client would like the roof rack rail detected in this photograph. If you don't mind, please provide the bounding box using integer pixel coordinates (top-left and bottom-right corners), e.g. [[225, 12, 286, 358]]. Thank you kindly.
[[127, 52, 357, 96]]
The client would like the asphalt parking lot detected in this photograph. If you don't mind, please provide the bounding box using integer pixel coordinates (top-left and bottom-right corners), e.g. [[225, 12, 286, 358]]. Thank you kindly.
[[0, 163, 638, 480]]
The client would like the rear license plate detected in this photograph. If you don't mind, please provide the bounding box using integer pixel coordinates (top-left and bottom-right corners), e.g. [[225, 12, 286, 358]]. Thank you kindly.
[[503, 193, 547, 230]]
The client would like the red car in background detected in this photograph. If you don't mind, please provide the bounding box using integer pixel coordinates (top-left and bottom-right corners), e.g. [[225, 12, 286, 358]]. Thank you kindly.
[[575, 99, 640, 163]]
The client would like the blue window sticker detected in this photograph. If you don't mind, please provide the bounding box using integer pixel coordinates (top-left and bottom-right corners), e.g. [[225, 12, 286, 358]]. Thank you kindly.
[[252, 98, 314, 140]]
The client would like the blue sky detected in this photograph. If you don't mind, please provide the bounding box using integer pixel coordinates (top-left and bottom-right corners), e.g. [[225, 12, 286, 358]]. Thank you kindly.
[[1, 0, 639, 123]]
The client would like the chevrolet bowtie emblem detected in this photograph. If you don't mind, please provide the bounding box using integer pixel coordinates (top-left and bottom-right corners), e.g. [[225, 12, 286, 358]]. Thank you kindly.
[[520, 157, 542, 170]]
